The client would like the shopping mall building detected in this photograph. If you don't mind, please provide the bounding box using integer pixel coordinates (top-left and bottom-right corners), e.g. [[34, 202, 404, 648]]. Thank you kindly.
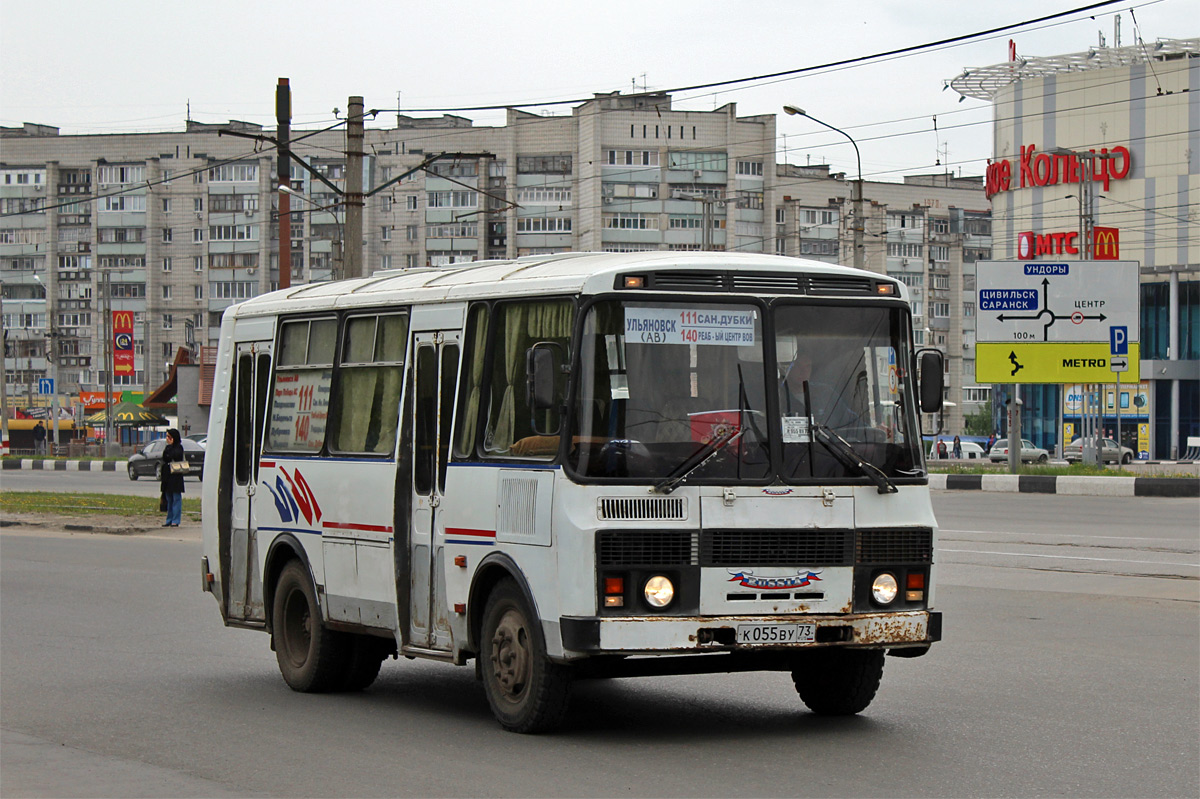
[[953, 37, 1199, 459]]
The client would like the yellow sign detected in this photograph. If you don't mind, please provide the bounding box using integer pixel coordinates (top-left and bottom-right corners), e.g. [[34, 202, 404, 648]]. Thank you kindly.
[[1137, 422, 1150, 458], [976, 342, 1141, 384], [1063, 422, 1075, 443]]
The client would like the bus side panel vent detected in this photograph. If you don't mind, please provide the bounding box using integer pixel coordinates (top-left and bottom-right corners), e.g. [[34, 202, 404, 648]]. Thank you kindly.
[[597, 497, 687, 521], [497, 473, 553, 546]]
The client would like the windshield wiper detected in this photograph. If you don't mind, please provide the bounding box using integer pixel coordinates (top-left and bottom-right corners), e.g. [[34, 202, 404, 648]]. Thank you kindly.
[[811, 423, 898, 495], [653, 427, 744, 495]]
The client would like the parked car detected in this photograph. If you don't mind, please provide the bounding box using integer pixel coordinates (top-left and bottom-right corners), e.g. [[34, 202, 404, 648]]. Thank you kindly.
[[186, 434, 207, 447], [127, 438, 205, 480], [928, 441, 987, 460], [1063, 437, 1134, 464], [988, 438, 1049, 463]]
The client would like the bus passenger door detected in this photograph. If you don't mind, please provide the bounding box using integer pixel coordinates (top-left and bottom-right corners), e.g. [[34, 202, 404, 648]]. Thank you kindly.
[[228, 341, 272, 622], [408, 330, 461, 651]]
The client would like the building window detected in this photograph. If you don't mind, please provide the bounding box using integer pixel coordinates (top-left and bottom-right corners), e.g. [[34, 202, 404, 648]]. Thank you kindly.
[[162, 285, 172, 300], [515, 186, 573, 205], [514, 217, 572, 233], [406, 225, 418, 241], [96, 165, 145, 184], [381, 226, 391, 241], [193, 256, 204, 271], [668, 152, 727, 172], [207, 164, 258, 182], [406, 195, 418, 211], [194, 285, 204, 300], [162, 198, 172, 213], [163, 314, 173, 329], [426, 190, 478, 209], [736, 161, 763, 177], [192, 229, 204, 243], [887, 243, 924, 258], [735, 190, 763, 210], [602, 213, 657, 230], [381, 254, 392, 270], [193, 198, 204, 212], [162, 228, 173, 243], [963, 302, 975, 317], [100, 195, 146, 212], [932, 302, 950, 318], [212, 281, 258, 300], [208, 224, 258, 241], [517, 155, 572, 174], [603, 150, 659, 168]]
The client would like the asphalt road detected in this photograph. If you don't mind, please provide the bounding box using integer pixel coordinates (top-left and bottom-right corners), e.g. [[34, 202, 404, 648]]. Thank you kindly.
[[1, 477, 1197, 797]]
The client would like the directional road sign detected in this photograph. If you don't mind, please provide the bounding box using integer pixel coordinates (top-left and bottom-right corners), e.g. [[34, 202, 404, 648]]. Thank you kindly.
[[38, 378, 54, 395], [1110, 356, 1129, 373], [975, 260, 1139, 383]]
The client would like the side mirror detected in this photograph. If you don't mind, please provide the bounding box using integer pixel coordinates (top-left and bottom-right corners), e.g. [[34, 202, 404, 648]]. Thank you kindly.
[[527, 346, 556, 412], [917, 349, 944, 414]]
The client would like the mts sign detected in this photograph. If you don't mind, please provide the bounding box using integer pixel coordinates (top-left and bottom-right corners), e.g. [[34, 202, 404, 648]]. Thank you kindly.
[[1017, 227, 1120, 260]]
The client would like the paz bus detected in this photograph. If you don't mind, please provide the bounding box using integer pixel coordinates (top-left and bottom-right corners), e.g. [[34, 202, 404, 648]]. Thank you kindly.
[[200, 251, 945, 733]]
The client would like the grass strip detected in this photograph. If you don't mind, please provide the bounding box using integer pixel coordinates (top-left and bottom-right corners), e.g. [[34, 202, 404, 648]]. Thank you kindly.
[[0, 491, 201, 518]]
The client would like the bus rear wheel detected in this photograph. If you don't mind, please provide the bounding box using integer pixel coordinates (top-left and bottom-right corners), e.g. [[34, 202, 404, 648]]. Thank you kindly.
[[272, 560, 348, 693], [791, 648, 885, 715], [481, 579, 572, 733]]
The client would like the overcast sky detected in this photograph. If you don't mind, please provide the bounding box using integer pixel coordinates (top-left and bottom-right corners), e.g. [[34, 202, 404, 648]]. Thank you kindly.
[[1, 0, 1193, 182]]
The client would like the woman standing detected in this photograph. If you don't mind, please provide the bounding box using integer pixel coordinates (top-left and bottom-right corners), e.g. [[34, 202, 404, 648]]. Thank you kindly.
[[952, 435, 963, 459], [161, 428, 185, 527]]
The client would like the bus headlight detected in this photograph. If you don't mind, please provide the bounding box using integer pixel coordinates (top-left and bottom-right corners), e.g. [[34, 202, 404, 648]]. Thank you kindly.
[[871, 573, 899, 605], [643, 575, 675, 608]]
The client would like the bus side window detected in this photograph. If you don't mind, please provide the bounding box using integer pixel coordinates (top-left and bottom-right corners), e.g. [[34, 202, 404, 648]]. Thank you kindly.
[[452, 304, 489, 459], [330, 312, 408, 455], [267, 317, 336, 454], [482, 299, 574, 458]]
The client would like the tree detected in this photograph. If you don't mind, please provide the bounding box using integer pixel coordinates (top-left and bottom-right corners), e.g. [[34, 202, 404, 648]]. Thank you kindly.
[[963, 409, 993, 436]]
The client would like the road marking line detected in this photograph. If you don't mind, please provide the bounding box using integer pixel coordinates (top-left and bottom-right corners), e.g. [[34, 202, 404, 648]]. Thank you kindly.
[[939, 547, 1200, 567], [940, 528, 1187, 543]]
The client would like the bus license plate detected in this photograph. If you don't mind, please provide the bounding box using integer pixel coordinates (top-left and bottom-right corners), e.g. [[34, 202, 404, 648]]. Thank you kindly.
[[736, 623, 816, 644]]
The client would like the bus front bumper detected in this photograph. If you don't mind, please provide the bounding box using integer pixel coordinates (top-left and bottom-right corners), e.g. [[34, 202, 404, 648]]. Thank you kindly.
[[560, 610, 940, 656]]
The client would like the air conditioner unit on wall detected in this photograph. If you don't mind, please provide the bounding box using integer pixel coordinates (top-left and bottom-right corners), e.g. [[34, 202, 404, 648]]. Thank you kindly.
[[693, 170, 703, 179]]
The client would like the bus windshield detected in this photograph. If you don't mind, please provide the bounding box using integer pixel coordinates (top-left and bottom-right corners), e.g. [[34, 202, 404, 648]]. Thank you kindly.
[[566, 299, 922, 483]]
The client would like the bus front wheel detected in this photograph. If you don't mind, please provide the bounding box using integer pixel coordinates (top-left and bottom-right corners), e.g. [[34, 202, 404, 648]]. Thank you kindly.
[[272, 560, 348, 693], [791, 648, 884, 715], [480, 579, 572, 733]]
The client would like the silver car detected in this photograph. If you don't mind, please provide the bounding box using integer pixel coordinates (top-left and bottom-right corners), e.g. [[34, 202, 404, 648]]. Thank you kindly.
[[1063, 437, 1134, 464], [988, 438, 1049, 463]]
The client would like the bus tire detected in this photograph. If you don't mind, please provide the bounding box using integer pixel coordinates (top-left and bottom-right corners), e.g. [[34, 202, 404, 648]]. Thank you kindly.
[[339, 635, 389, 692], [272, 560, 348, 693], [481, 579, 572, 733], [791, 648, 884, 716]]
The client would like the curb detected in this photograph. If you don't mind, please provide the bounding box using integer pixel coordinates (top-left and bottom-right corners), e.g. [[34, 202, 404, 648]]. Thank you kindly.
[[2, 459, 119, 471], [929, 473, 1199, 498]]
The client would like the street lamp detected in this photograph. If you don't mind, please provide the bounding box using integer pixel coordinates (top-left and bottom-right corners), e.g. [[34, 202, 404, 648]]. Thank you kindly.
[[782, 106, 864, 271], [280, 186, 343, 280]]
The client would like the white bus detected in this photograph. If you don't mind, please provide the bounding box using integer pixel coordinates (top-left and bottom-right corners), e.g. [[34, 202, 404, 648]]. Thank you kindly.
[[200, 251, 945, 733]]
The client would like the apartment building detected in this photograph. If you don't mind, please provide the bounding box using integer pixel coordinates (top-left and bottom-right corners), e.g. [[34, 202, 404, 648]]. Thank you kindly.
[[1, 91, 986, 437]]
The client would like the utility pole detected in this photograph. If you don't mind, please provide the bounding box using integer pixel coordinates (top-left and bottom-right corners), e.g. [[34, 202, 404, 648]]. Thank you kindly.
[[344, 95, 365, 279], [102, 268, 115, 456], [276, 78, 292, 290]]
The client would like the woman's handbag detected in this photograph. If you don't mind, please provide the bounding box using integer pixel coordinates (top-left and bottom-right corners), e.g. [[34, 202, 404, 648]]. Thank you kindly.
[[169, 460, 189, 474]]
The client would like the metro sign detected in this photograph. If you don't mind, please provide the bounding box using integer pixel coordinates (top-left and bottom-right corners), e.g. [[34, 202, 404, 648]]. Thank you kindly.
[[1016, 228, 1119, 260]]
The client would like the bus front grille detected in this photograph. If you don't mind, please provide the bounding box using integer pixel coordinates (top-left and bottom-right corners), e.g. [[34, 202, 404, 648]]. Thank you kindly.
[[855, 529, 934, 564], [702, 529, 854, 567], [597, 530, 698, 566]]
